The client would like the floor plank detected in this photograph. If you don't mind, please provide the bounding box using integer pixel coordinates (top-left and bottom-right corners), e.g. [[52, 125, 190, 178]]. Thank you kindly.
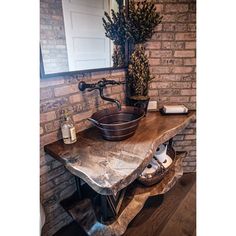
[[158, 182, 196, 236], [123, 173, 196, 236]]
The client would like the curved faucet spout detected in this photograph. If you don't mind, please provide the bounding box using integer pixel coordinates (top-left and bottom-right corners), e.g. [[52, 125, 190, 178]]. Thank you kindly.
[[99, 89, 121, 110], [78, 79, 123, 110]]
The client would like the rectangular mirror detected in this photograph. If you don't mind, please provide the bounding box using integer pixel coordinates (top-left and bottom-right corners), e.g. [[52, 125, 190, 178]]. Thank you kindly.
[[40, 0, 128, 78]]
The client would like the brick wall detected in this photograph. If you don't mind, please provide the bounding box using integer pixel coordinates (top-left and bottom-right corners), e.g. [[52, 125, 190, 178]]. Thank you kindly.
[[40, 0, 196, 235], [146, 0, 196, 172]]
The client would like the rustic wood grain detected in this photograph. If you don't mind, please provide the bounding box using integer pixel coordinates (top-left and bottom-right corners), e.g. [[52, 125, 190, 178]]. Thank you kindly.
[[44, 111, 195, 195], [60, 153, 186, 236]]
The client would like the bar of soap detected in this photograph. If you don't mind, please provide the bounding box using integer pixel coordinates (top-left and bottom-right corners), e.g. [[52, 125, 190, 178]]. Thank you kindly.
[[163, 105, 188, 113]]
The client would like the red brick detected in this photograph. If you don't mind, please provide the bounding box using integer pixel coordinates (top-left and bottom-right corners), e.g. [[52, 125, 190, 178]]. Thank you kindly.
[[40, 111, 57, 123], [188, 161, 197, 167], [54, 84, 79, 97], [185, 157, 196, 162], [188, 23, 196, 32], [165, 4, 188, 13], [40, 88, 54, 100], [40, 166, 66, 185], [189, 3, 196, 12], [149, 82, 158, 89], [40, 165, 51, 176], [185, 42, 196, 49], [159, 89, 181, 96], [162, 41, 185, 49], [185, 134, 196, 140], [156, 82, 171, 89], [69, 93, 83, 104], [174, 50, 195, 57], [169, 96, 189, 102], [175, 23, 188, 31], [149, 58, 161, 66], [163, 23, 175, 32], [181, 89, 196, 95], [40, 131, 61, 147], [175, 74, 196, 81], [148, 90, 159, 97], [175, 13, 189, 22], [150, 50, 173, 57], [175, 33, 196, 41], [162, 14, 177, 23], [112, 85, 123, 93], [171, 82, 192, 88], [173, 135, 184, 141], [174, 140, 192, 146], [155, 4, 164, 12], [190, 96, 196, 102], [182, 128, 194, 134], [145, 42, 161, 49], [161, 58, 183, 66], [110, 70, 126, 77], [192, 82, 196, 88], [40, 77, 64, 88], [173, 67, 193, 73], [183, 166, 196, 172], [189, 150, 196, 156], [151, 66, 172, 74], [154, 74, 176, 81], [189, 13, 196, 22], [184, 58, 196, 65], [73, 110, 93, 123], [162, 33, 175, 40], [44, 120, 60, 133], [40, 97, 69, 113]]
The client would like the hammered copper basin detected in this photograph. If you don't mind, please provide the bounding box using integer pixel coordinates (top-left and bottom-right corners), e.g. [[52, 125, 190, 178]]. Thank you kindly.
[[88, 106, 145, 141]]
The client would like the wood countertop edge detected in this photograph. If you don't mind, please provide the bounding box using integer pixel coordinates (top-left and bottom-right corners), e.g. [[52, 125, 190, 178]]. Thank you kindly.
[[55, 113, 196, 196]]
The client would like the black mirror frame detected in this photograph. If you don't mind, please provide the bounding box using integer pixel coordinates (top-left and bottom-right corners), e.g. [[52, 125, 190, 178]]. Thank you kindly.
[[40, 0, 130, 79]]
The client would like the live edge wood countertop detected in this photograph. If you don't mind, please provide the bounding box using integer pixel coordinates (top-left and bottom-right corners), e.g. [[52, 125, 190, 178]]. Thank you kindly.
[[44, 111, 196, 195]]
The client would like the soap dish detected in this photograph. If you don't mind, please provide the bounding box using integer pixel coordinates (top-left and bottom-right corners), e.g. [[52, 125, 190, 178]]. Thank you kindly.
[[159, 107, 189, 115]]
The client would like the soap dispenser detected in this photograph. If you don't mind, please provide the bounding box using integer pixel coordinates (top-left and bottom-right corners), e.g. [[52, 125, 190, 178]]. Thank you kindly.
[[61, 111, 77, 144]]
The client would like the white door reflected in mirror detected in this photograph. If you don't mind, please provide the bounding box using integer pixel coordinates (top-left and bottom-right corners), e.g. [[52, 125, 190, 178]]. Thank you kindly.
[[62, 0, 115, 71]]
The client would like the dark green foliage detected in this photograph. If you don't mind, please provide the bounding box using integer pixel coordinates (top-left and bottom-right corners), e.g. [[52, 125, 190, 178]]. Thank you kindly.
[[112, 45, 126, 67], [102, 8, 128, 46], [127, 45, 154, 97], [127, 0, 162, 44], [102, 0, 162, 92]]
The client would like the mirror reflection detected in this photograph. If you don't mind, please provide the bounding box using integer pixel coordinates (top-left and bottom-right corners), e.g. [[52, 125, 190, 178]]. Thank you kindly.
[[40, 0, 123, 75]]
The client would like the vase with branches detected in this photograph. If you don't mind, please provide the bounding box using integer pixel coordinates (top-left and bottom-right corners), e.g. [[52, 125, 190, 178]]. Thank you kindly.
[[126, 0, 162, 112]]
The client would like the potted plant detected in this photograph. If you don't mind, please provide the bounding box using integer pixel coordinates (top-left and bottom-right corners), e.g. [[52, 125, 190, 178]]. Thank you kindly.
[[126, 0, 162, 113], [127, 44, 154, 113]]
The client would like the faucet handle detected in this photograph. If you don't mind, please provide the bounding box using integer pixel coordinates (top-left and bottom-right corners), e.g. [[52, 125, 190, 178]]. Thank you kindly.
[[78, 81, 97, 91]]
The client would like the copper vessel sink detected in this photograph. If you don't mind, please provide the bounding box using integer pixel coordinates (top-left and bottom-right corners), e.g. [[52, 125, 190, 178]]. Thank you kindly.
[[88, 106, 145, 141]]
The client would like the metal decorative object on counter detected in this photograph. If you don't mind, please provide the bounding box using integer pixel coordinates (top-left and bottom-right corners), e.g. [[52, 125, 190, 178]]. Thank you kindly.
[[78, 78, 145, 141]]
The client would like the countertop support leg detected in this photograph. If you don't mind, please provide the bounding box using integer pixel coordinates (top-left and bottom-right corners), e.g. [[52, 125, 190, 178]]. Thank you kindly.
[[75, 176, 82, 200]]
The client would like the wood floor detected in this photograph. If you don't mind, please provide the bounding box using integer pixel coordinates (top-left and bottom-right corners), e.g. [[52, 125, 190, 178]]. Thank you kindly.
[[54, 173, 196, 236]]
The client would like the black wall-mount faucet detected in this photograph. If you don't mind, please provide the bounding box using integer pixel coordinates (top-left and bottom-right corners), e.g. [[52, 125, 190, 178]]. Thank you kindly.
[[78, 78, 125, 110]]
